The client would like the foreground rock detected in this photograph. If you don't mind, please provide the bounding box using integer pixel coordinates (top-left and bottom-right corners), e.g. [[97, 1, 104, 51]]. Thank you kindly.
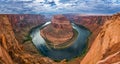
[[81, 13, 120, 64], [40, 15, 73, 46], [0, 15, 56, 64]]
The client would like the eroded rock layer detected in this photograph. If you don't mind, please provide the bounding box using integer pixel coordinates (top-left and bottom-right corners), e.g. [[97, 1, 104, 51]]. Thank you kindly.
[[40, 15, 73, 45], [81, 13, 120, 64], [0, 13, 119, 64], [0, 15, 56, 64]]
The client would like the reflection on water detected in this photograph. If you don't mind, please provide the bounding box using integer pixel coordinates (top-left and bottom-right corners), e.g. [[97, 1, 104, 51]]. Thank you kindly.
[[30, 22, 90, 61]]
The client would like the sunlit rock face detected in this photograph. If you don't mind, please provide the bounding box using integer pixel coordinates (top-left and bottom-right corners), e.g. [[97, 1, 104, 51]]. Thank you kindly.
[[81, 13, 120, 64], [40, 15, 73, 46], [0, 15, 55, 64]]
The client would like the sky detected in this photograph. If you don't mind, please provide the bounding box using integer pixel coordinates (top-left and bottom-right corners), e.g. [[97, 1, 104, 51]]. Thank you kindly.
[[0, 0, 120, 14]]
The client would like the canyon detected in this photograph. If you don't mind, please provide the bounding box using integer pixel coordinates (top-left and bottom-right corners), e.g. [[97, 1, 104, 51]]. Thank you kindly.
[[0, 13, 120, 64], [0, 15, 55, 64], [65, 15, 112, 47]]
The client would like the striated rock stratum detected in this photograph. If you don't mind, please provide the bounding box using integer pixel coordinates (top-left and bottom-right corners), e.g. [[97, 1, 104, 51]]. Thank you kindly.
[[81, 13, 120, 64], [0, 13, 120, 64], [40, 15, 73, 46], [0, 15, 55, 64]]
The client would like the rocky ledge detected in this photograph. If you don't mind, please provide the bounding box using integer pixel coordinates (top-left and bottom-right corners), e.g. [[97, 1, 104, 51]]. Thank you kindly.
[[40, 15, 74, 46]]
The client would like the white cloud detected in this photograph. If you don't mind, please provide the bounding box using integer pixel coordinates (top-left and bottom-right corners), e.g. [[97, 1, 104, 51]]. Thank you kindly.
[[0, 0, 120, 14], [53, 0, 60, 5], [33, 0, 45, 3], [18, 0, 32, 1], [48, 0, 53, 2]]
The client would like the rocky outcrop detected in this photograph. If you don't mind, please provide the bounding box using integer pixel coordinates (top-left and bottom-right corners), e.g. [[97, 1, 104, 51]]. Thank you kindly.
[[0, 34, 13, 64], [40, 15, 73, 45], [97, 51, 120, 64], [80, 13, 120, 64], [0, 15, 56, 64]]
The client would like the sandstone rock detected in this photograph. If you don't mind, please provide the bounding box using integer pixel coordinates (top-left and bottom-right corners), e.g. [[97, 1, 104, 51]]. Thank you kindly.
[[80, 13, 120, 64], [97, 51, 120, 64], [40, 15, 73, 46], [7, 14, 46, 43], [0, 15, 55, 64], [64, 14, 111, 48], [0, 14, 119, 64], [0, 34, 13, 64]]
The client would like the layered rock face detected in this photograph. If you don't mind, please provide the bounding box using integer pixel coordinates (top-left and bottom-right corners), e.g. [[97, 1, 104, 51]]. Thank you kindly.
[[40, 15, 73, 45], [0, 13, 119, 64], [63, 14, 111, 48], [73, 16, 111, 31], [81, 13, 120, 64], [6, 14, 46, 43], [0, 15, 56, 64]]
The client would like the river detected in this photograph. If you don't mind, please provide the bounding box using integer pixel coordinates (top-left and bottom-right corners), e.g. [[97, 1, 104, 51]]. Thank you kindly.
[[30, 22, 90, 61]]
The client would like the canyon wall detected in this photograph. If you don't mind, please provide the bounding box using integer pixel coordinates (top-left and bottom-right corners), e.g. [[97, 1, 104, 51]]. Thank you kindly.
[[62, 14, 112, 64], [7, 14, 46, 43], [8, 14, 45, 28], [73, 16, 112, 48], [64, 15, 111, 46], [0, 15, 57, 64], [81, 13, 120, 64], [0, 14, 119, 64], [73, 16, 111, 31], [6, 14, 48, 54]]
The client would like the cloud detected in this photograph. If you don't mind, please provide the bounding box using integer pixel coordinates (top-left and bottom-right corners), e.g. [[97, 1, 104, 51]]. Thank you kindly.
[[0, 0, 120, 14], [33, 0, 45, 3]]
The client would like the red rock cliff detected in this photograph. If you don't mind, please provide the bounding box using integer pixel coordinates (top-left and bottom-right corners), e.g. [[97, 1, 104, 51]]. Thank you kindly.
[[63, 15, 111, 48], [5, 14, 46, 44], [81, 13, 120, 64], [0, 15, 56, 64], [0, 14, 119, 64]]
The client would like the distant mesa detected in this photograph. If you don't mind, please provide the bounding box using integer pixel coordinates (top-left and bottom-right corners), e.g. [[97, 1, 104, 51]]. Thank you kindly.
[[40, 14, 74, 46]]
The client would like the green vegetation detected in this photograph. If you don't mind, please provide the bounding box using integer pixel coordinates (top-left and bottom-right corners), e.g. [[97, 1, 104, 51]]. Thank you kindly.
[[23, 34, 32, 43], [23, 23, 46, 43]]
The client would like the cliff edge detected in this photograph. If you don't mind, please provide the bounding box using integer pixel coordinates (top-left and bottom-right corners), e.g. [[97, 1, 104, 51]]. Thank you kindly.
[[0, 15, 55, 64], [81, 13, 120, 64]]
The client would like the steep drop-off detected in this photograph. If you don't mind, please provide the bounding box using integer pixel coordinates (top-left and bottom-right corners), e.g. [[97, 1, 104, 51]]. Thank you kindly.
[[0, 14, 118, 64], [63, 14, 111, 49], [6, 14, 47, 55], [0, 15, 57, 64], [81, 13, 120, 64], [7, 14, 45, 42]]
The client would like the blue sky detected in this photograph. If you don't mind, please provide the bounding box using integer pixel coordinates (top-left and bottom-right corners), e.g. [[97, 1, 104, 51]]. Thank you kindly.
[[0, 0, 120, 14]]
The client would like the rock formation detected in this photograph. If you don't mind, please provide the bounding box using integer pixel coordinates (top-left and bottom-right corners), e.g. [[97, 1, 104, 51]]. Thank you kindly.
[[0, 15, 56, 64], [0, 13, 119, 64], [7, 14, 46, 43], [73, 16, 111, 31], [80, 13, 120, 64], [40, 15, 73, 46]]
